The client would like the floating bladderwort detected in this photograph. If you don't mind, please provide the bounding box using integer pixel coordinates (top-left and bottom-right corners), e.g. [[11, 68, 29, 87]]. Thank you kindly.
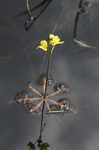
[[13, 34, 76, 150], [12, 34, 74, 114], [13, 34, 76, 115]]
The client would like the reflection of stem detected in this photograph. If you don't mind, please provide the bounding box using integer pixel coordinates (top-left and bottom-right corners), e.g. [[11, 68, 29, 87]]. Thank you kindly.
[[73, 0, 84, 38], [24, 0, 53, 31], [38, 46, 53, 142]]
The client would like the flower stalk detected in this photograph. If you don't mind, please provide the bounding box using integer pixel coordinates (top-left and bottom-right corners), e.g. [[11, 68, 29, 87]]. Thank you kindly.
[[38, 46, 53, 143], [36, 34, 64, 143]]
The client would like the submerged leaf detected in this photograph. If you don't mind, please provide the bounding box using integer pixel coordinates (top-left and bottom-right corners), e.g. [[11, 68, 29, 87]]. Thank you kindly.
[[40, 143, 50, 150], [27, 142, 36, 150], [73, 39, 97, 48]]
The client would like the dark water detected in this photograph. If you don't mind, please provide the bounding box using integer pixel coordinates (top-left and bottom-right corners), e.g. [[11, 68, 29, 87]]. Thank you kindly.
[[0, 0, 99, 150]]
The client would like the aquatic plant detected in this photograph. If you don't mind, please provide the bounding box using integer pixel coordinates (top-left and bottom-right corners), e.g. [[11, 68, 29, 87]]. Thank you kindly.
[[12, 34, 76, 150]]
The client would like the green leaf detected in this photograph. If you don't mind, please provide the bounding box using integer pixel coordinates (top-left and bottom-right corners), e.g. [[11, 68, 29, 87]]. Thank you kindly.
[[40, 143, 50, 150], [73, 39, 97, 48], [27, 142, 36, 150]]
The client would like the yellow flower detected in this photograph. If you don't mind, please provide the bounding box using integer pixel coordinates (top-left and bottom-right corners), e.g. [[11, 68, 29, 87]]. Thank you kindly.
[[49, 34, 64, 46], [37, 40, 48, 51]]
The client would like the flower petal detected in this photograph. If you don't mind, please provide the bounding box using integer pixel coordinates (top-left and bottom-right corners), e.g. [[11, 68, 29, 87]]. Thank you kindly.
[[49, 40, 64, 46], [37, 40, 48, 51], [49, 34, 64, 46], [49, 34, 55, 39]]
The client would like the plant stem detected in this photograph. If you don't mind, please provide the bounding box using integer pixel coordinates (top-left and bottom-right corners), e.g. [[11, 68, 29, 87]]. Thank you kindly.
[[38, 47, 53, 143]]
